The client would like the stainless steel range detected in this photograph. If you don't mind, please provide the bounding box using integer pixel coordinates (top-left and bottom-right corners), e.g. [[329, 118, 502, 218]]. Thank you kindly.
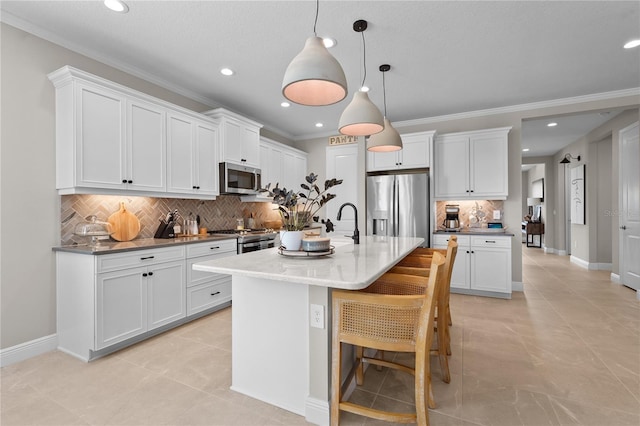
[[209, 229, 277, 254]]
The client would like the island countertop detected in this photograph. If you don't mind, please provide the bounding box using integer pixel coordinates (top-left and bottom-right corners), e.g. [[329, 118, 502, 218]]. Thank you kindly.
[[192, 236, 424, 290]]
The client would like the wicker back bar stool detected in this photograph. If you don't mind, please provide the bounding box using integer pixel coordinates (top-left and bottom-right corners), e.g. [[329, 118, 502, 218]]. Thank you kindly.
[[330, 253, 446, 425]]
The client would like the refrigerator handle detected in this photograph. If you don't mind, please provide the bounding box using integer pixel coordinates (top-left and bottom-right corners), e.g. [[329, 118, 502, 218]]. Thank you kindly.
[[394, 178, 400, 236]]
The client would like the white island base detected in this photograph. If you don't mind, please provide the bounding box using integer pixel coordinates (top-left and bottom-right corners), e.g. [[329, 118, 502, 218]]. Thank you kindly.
[[193, 236, 424, 425]]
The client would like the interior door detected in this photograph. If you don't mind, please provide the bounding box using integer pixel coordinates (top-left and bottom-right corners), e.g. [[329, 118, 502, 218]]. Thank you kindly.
[[619, 122, 640, 294], [326, 145, 358, 233]]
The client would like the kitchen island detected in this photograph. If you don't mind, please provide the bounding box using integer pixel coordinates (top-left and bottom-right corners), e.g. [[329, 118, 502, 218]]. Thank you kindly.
[[192, 236, 424, 425]]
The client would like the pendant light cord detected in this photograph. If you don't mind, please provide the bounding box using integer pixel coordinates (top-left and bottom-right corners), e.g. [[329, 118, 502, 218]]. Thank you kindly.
[[313, 0, 319, 36], [361, 31, 367, 88]]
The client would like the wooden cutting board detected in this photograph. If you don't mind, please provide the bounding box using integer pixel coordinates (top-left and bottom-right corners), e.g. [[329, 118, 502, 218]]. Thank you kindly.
[[108, 202, 141, 241]]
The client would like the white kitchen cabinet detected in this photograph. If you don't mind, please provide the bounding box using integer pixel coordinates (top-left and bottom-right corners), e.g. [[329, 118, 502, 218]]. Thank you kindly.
[[49, 66, 220, 200], [185, 240, 236, 316], [49, 72, 166, 194], [366, 131, 434, 172], [166, 112, 219, 197], [205, 108, 263, 168], [57, 244, 212, 361], [434, 127, 511, 200], [433, 233, 512, 298], [251, 138, 307, 201]]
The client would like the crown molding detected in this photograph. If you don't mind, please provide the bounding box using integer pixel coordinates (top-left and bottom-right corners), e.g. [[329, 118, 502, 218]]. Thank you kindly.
[[393, 88, 640, 130]]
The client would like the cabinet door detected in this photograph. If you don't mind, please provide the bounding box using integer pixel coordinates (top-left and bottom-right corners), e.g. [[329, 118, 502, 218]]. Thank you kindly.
[[166, 113, 195, 193], [241, 125, 260, 167], [147, 261, 186, 330], [96, 268, 146, 349], [434, 136, 469, 199], [470, 247, 511, 293], [400, 133, 430, 169], [293, 153, 307, 187], [268, 145, 284, 188], [194, 122, 219, 196], [469, 133, 508, 198], [435, 236, 470, 290], [259, 143, 271, 188], [222, 119, 243, 163], [127, 100, 166, 192], [367, 150, 399, 171], [76, 84, 125, 189]]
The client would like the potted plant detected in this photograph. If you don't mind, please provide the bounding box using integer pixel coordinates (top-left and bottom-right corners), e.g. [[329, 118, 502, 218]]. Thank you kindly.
[[261, 173, 342, 250]]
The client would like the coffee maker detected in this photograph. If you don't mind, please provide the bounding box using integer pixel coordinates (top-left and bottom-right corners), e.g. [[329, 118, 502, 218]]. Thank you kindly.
[[443, 204, 460, 230]]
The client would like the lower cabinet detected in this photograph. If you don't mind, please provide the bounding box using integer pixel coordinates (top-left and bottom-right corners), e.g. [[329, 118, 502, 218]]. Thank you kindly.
[[433, 234, 512, 298], [57, 239, 236, 361]]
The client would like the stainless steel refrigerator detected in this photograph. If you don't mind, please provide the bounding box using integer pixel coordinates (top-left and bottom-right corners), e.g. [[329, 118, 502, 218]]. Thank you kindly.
[[366, 172, 430, 247]]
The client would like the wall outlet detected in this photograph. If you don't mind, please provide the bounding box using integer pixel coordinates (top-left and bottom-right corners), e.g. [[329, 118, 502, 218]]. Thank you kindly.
[[310, 304, 324, 329], [493, 210, 501, 220]]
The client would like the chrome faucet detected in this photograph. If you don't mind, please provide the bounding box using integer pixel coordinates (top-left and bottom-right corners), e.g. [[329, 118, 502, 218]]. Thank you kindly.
[[337, 202, 360, 244]]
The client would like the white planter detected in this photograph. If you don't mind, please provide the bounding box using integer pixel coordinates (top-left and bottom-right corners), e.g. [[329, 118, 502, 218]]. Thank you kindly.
[[279, 230, 303, 251]]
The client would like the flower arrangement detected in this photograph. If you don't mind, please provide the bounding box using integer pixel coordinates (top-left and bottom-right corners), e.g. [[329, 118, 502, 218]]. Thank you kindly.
[[261, 173, 343, 231]]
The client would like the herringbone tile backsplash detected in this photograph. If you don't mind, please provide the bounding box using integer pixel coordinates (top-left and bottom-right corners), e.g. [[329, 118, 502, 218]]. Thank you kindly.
[[61, 194, 282, 244]]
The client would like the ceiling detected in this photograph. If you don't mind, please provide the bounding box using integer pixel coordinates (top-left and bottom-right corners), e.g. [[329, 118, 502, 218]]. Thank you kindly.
[[2, 1, 639, 151]]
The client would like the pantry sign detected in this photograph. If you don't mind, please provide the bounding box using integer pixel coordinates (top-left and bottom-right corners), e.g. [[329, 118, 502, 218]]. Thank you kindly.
[[328, 135, 359, 146]]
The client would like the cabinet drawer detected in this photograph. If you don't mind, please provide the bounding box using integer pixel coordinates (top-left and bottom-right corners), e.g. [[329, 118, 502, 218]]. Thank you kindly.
[[186, 239, 237, 258], [187, 252, 234, 287], [97, 246, 185, 273], [471, 236, 511, 248], [187, 279, 232, 316], [433, 234, 469, 247]]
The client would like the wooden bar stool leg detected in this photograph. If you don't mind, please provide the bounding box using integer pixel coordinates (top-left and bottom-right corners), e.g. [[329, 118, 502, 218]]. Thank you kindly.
[[355, 345, 364, 385], [331, 341, 341, 426]]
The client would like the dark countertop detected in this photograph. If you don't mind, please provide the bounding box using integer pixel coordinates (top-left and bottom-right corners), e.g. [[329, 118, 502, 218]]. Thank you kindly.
[[52, 235, 237, 255], [434, 229, 515, 237]]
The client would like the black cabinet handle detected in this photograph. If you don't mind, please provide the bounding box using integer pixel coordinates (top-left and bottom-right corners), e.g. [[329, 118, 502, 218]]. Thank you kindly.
[[470, 190, 474, 192], [193, 186, 197, 189], [197, 186, 200, 189], [142, 273, 148, 277], [466, 250, 470, 253], [122, 179, 127, 183], [140, 256, 155, 260], [485, 240, 496, 243], [210, 246, 220, 250], [148, 272, 153, 276], [211, 291, 221, 296], [471, 250, 475, 254]]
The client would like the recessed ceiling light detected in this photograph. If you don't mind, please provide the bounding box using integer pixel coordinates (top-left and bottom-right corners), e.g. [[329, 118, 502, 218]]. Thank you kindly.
[[547, 122, 558, 127], [323, 37, 337, 48], [104, 0, 129, 13], [522, 148, 530, 152], [220, 68, 234, 76], [360, 86, 370, 93], [315, 123, 324, 128], [280, 101, 290, 108], [624, 39, 640, 49]]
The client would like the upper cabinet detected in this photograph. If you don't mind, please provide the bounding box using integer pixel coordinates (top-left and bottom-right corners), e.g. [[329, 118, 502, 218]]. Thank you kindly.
[[166, 112, 219, 197], [48, 66, 219, 199], [366, 131, 434, 172], [204, 108, 262, 168], [434, 127, 511, 200], [250, 138, 307, 202]]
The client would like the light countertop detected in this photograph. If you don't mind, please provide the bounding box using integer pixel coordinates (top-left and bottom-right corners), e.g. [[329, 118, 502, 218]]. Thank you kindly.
[[192, 236, 424, 290], [52, 235, 237, 255]]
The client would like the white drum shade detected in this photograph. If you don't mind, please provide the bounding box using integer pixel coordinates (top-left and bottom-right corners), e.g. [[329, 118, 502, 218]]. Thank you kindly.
[[282, 36, 348, 106]]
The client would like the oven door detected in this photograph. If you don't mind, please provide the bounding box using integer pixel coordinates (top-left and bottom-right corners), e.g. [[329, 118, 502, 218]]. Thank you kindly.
[[219, 162, 261, 195], [239, 240, 275, 254]]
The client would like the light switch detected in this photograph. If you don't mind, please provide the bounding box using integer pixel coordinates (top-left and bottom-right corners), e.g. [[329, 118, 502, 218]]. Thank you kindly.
[[493, 210, 501, 220]]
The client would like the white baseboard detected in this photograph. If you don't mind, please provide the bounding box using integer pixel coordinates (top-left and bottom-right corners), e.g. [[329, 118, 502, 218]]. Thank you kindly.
[[305, 397, 329, 426], [543, 247, 555, 254], [611, 273, 621, 284], [512, 281, 523, 292], [557, 250, 567, 256], [0, 334, 57, 367], [570, 255, 589, 269]]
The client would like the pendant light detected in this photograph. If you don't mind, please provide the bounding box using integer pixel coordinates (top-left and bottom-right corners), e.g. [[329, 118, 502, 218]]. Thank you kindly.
[[282, 0, 347, 106], [338, 20, 384, 136], [367, 64, 403, 152]]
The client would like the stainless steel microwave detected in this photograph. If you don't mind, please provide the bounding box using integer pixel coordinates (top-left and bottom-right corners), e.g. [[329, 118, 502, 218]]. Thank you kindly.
[[219, 162, 261, 195]]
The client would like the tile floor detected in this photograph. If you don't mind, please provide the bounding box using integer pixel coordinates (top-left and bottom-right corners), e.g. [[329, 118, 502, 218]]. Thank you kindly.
[[2, 247, 639, 425]]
